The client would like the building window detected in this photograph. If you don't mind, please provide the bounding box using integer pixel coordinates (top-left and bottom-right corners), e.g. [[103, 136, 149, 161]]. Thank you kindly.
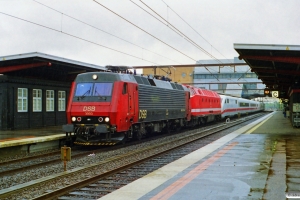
[[46, 90, 55, 111], [243, 83, 257, 89], [194, 72, 257, 80], [18, 88, 28, 112], [218, 84, 227, 90], [58, 91, 66, 111], [33, 89, 42, 112]]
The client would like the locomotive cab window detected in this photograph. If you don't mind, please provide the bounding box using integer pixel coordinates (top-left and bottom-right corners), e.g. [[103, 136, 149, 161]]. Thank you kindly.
[[93, 83, 113, 96], [75, 83, 113, 97], [75, 83, 93, 96]]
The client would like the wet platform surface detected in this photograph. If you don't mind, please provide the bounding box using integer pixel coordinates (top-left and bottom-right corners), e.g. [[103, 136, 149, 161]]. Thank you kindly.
[[0, 126, 64, 148], [99, 111, 300, 200], [0, 126, 62, 140]]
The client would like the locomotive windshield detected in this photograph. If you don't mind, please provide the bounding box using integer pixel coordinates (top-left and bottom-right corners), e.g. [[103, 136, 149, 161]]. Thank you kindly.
[[75, 83, 93, 96], [74, 82, 113, 100], [93, 83, 113, 96]]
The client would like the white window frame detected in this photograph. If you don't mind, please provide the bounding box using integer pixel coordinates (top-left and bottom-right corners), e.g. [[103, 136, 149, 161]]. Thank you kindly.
[[58, 91, 66, 111], [46, 90, 55, 111], [33, 89, 42, 112], [18, 88, 28, 112]]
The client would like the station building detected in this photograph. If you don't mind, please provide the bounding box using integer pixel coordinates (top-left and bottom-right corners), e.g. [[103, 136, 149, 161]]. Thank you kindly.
[[0, 52, 105, 130]]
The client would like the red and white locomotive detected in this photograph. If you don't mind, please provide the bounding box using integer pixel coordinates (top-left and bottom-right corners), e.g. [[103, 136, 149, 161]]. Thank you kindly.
[[184, 85, 221, 125], [63, 66, 263, 145]]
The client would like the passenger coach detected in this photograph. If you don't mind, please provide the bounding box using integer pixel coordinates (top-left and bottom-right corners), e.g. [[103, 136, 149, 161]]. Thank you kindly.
[[220, 95, 264, 119]]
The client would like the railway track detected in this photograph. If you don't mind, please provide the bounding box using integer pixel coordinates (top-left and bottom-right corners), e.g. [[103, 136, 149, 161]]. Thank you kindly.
[[0, 131, 176, 177], [0, 112, 268, 199], [0, 146, 121, 177]]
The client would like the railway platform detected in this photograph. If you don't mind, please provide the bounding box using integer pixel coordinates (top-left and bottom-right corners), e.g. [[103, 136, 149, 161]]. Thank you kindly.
[[99, 111, 300, 200], [0, 126, 65, 157]]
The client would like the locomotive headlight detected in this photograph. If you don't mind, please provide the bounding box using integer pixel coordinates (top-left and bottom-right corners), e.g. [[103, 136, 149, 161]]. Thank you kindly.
[[98, 117, 103, 122], [92, 74, 98, 80], [77, 117, 82, 122], [72, 117, 76, 122], [105, 117, 110, 122]]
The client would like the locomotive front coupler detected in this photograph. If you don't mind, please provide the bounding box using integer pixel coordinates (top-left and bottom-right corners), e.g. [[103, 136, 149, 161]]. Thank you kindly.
[[110, 125, 117, 133]]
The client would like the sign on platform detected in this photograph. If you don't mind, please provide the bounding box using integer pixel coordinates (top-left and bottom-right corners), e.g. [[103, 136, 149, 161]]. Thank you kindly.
[[293, 103, 300, 112], [272, 91, 279, 98]]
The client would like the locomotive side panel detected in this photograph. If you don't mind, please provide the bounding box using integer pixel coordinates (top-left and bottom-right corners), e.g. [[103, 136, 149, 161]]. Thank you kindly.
[[137, 84, 186, 122]]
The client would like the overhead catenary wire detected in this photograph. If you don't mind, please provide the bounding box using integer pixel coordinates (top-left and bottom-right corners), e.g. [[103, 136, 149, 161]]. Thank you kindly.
[[101, 0, 255, 89], [127, 0, 219, 80], [159, 0, 246, 76], [33, 0, 182, 65], [160, 0, 236, 73], [3, 1, 252, 86], [138, 0, 248, 82], [160, 0, 231, 63], [138, 0, 223, 64], [0, 11, 159, 65], [92, 0, 198, 63]]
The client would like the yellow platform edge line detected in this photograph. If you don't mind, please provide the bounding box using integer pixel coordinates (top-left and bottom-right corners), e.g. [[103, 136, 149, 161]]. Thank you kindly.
[[245, 114, 274, 134]]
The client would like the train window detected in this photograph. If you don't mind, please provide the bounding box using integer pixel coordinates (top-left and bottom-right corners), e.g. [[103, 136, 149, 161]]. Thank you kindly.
[[239, 102, 249, 107], [122, 83, 128, 94], [93, 83, 113, 96], [75, 83, 93, 96]]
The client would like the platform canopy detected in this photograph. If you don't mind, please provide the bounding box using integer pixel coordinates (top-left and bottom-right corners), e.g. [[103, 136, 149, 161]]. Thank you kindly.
[[234, 44, 300, 98], [0, 52, 106, 82]]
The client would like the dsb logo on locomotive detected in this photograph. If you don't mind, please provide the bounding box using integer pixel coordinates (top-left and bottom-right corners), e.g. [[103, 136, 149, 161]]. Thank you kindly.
[[139, 110, 147, 119], [83, 106, 95, 115], [83, 106, 96, 111]]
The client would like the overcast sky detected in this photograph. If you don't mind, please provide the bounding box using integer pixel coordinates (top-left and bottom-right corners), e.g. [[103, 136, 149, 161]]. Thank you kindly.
[[0, 0, 299, 68]]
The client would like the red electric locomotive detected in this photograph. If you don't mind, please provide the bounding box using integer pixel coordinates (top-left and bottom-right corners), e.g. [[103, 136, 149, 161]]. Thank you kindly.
[[184, 85, 222, 125], [63, 66, 191, 145]]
